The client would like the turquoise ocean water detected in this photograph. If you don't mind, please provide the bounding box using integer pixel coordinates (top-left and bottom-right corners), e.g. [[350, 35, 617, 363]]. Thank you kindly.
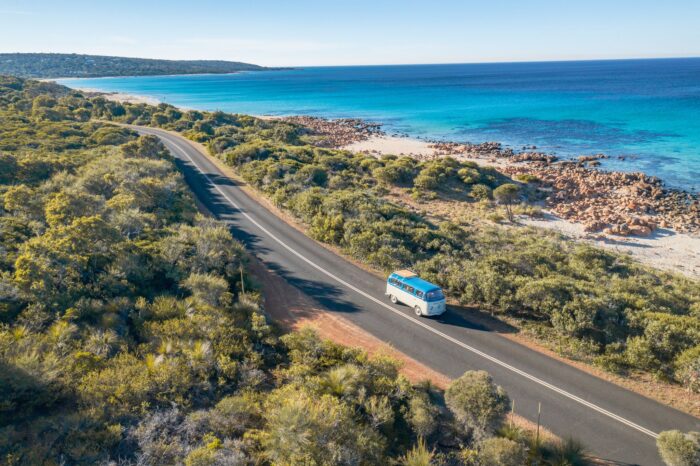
[[58, 58, 700, 191]]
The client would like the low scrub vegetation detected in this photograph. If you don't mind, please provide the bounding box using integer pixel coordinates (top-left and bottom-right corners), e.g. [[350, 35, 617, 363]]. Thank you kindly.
[[30, 73, 697, 391], [1, 76, 600, 464]]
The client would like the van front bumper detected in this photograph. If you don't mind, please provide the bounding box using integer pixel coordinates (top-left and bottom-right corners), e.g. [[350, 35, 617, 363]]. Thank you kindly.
[[424, 301, 446, 316]]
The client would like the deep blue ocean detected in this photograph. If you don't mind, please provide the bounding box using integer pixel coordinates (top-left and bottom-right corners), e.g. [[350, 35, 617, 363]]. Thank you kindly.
[[58, 58, 700, 191]]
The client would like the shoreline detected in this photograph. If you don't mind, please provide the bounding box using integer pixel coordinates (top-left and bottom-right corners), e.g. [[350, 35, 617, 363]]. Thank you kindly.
[[63, 86, 162, 106], [78, 90, 700, 278]]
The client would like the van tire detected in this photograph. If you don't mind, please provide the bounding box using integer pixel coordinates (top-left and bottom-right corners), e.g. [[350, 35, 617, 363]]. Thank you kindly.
[[390, 295, 398, 304], [414, 305, 422, 317]]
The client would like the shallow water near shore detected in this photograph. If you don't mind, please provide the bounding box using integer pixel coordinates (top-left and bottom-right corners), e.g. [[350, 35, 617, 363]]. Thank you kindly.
[[58, 58, 700, 191]]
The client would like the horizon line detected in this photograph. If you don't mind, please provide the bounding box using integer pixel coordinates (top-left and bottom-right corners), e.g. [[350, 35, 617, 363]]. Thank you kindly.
[[2, 51, 700, 69]]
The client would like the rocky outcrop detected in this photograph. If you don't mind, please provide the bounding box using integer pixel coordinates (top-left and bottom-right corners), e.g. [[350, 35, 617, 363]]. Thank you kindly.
[[281, 116, 382, 147], [503, 166, 700, 236]]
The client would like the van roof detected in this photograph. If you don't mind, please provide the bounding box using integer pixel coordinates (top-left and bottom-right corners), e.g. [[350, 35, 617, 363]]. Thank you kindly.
[[394, 269, 417, 278], [389, 272, 441, 293]]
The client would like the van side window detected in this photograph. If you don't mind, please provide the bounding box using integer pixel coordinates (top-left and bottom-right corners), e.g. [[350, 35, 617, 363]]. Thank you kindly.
[[416, 290, 424, 299], [403, 285, 415, 294], [389, 278, 400, 286]]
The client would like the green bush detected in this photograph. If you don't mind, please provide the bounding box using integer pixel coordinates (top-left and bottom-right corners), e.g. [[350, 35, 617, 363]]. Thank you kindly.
[[515, 173, 541, 184], [445, 370, 509, 440], [674, 345, 700, 393], [479, 437, 527, 466], [657, 430, 700, 466], [470, 183, 493, 200]]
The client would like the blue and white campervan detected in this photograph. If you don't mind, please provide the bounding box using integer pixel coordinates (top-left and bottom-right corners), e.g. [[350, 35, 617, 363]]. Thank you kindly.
[[386, 270, 446, 317]]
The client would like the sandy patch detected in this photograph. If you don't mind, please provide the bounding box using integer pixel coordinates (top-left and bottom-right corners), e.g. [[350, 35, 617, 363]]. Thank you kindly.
[[344, 134, 435, 156], [523, 213, 700, 279], [72, 87, 161, 105]]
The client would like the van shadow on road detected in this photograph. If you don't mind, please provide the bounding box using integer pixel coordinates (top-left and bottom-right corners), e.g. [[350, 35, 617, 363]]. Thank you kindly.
[[437, 304, 519, 334]]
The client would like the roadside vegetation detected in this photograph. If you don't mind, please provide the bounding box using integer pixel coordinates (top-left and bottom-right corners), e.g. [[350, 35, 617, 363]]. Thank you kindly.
[[55, 78, 700, 396], [1, 76, 609, 464]]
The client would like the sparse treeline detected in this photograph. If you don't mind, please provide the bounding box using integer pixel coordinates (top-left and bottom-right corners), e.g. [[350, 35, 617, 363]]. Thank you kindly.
[[61, 77, 700, 392], [0, 53, 267, 79], [0, 77, 600, 464]]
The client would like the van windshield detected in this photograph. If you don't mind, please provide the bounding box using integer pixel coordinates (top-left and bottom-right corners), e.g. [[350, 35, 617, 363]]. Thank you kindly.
[[426, 290, 444, 302]]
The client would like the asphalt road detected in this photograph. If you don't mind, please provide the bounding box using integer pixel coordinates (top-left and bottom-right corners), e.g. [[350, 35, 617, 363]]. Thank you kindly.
[[135, 125, 699, 465]]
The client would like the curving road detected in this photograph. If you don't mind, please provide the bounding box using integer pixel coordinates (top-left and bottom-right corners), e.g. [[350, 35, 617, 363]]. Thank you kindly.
[[134, 125, 698, 466]]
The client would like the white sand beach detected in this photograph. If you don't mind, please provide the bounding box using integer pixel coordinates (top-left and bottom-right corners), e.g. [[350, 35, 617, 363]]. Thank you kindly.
[[73, 86, 161, 106], [345, 134, 435, 156]]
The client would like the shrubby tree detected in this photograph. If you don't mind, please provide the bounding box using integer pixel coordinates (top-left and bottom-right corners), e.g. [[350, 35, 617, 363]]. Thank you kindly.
[[493, 183, 520, 222], [445, 370, 509, 440]]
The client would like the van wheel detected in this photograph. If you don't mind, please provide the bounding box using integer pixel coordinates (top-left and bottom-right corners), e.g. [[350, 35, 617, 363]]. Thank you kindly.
[[390, 295, 398, 304], [414, 306, 422, 317]]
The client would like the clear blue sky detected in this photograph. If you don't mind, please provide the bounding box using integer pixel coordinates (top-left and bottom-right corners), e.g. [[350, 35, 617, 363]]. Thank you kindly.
[[1, 0, 699, 66]]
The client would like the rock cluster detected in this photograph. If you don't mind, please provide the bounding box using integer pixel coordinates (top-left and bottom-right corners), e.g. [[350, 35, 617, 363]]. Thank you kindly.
[[282, 116, 383, 147], [503, 165, 700, 236], [509, 152, 558, 165], [429, 141, 505, 157], [576, 154, 609, 167]]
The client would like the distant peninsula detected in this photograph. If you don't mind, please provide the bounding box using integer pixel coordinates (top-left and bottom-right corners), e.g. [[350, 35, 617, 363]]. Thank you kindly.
[[0, 53, 269, 78]]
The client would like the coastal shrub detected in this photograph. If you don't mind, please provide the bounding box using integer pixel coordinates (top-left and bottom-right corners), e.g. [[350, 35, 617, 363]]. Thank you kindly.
[[470, 183, 493, 200], [445, 370, 509, 440], [405, 391, 439, 438], [657, 430, 700, 466], [458, 166, 482, 184], [400, 438, 435, 466], [478, 437, 528, 466], [625, 313, 700, 375], [673, 345, 700, 393], [373, 156, 417, 185], [515, 173, 541, 184]]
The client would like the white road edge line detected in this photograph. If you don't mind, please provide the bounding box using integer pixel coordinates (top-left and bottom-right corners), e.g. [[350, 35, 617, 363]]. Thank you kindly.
[[150, 128, 660, 440]]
